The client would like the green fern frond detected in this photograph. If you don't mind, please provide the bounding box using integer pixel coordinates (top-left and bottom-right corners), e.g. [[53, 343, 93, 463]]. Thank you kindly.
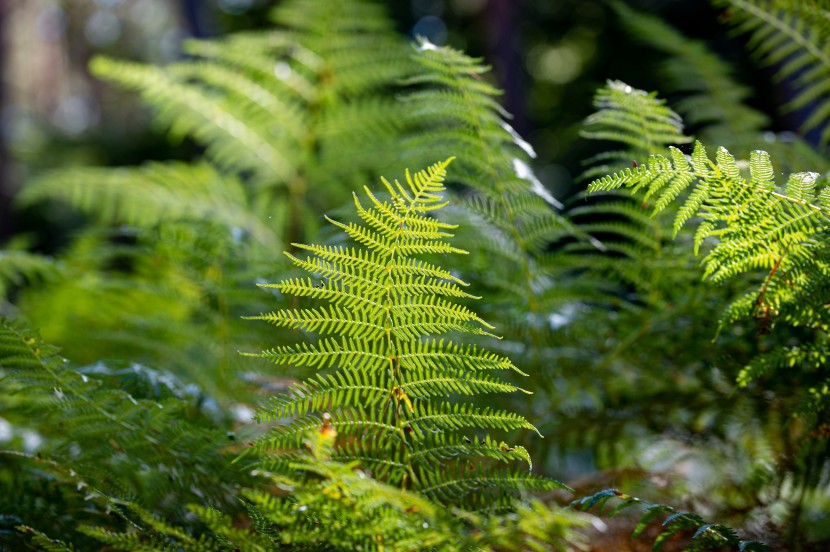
[[588, 141, 830, 384], [249, 160, 557, 507], [716, 0, 830, 145], [417, 465, 566, 504]]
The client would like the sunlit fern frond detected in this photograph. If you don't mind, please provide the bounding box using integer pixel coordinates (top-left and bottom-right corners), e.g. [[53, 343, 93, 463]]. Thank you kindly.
[[245, 160, 566, 507], [589, 141, 830, 364]]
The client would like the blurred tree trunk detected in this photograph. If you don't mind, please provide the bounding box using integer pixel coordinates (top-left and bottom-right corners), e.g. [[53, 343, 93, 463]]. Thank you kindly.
[[485, 0, 527, 136], [0, 0, 12, 241], [180, 0, 211, 38]]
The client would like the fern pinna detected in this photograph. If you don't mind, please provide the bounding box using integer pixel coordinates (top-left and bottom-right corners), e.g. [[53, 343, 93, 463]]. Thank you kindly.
[[246, 159, 563, 508]]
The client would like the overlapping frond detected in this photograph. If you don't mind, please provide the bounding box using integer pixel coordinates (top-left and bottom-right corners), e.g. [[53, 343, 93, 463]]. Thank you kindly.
[[581, 79, 692, 179], [398, 40, 576, 333]]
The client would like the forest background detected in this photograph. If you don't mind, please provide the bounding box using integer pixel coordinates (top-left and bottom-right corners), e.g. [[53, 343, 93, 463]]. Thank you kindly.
[[0, 0, 828, 551]]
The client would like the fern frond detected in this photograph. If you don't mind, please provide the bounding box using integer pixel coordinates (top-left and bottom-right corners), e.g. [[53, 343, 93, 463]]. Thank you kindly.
[[417, 465, 567, 504], [716, 0, 830, 144], [573, 489, 771, 551], [250, 161, 558, 507], [399, 39, 578, 340], [581, 79, 692, 161], [588, 141, 830, 390], [612, 1, 770, 149]]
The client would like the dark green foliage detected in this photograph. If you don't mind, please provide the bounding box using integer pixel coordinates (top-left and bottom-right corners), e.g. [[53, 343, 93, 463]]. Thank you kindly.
[[574, 489, 771, 551], [715, 0, 830, 145], [612, 0, 830, 173], [0, 318, 249, 548]]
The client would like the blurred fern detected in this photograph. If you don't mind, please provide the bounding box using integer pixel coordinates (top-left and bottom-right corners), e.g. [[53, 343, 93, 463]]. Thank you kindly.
[[613, 0, 830, 173], [715, 0, 830, 146], [573, 488, 771, 551], [14, 0, 415, 403]]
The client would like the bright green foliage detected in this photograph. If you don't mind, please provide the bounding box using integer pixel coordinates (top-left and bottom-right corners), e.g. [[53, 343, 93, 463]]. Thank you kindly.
[[715, 0, 830, 145], [247, 159, 565, 507], [6, 0, 830, 549], [573, 489, 771, 551], [588, 141, 830, 419], [396, 42, 587, 467], [589, 141, 830, 329]]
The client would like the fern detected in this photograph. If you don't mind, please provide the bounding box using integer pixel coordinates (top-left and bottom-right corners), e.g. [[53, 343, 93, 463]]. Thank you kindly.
[[75, 431, 589, 551], [613, 1, 767, 144], [13, 0, 420, 406], [715, 0, 830, 145], [0, 318, 249, 546], [580, 78, 692, 178], [246, 159, 566, 507], [573, 489, 771, 551], [400, 39, 577, 315], [589, 141, 830, 320]]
